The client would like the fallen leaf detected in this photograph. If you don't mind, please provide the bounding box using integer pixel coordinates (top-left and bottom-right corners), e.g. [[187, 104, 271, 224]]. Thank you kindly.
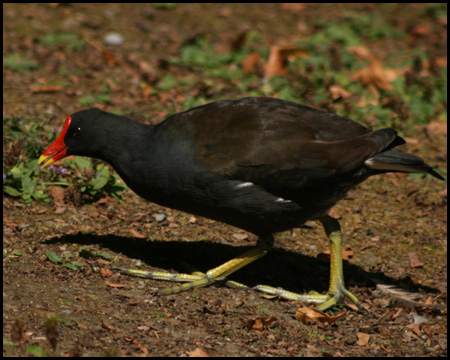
[[131, 338, 149, 356], [348, 46, 376, 62], [31, 85, 62, 93], [242, 53, 260, 75], [408, 252, 424, 268], [187, 347, 209, 357], [329, 85, 352, 100], [102, 320, 117, 331], [247, 316, 277, 331], [356, 332, 370, 346], [49, 186, 65, 207], [264, 45, 309, 78], [264, 46, 287, 78], [295, 307, 345, 325], [188, 216, 197, 223], [100, 267, 113, 278], [232, 232, 249, 241], [411, 323, 421, 336], [129, 229, 146, 238], [352, 61, 398, 90], [106, 281, 133, 288]]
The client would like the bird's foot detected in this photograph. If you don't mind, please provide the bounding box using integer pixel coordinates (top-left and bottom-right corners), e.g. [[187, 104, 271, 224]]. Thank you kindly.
[[112, 266, 250, 294], [112, 236, 272, 295], [252, 283, 367, 311]]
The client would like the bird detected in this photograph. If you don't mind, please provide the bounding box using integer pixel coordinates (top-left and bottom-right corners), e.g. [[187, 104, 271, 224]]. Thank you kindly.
[[39, 97, 444, 311]]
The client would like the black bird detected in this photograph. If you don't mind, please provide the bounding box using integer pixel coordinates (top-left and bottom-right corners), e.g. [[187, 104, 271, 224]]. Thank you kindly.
[[39, 97, 444, 310]]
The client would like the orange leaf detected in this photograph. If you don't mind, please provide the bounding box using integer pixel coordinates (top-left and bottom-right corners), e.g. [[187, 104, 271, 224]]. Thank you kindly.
[[187, 347, 209, 357], [248, 316, 277, 331], [352, 61, 398, 90], [295, 307, 345, 325], [242, 53, 260, 75], [356, 332, 371, 346], [129, 229, 146, 238], [106, 281, 133, 288], [264, 45, 309, 79]]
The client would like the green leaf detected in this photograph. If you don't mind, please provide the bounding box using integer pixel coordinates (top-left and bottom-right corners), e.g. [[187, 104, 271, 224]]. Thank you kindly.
[[62, 263, 78, 271], [26, 344, 43, 357], [74, 156, 92, 170], [46, 250, 63, 263], [3, 186, 22, 197]]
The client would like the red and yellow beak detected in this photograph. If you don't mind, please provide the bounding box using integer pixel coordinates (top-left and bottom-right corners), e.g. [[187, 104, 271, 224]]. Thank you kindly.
[[38, 115, 72, 168]]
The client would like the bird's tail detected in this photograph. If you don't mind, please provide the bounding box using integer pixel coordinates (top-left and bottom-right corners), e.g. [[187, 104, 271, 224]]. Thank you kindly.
[[365, 148, 444, 180]]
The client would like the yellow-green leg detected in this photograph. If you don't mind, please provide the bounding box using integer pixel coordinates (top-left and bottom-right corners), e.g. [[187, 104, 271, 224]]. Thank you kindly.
[[112, 236, 273, 294], [253, 215, 365, 311]]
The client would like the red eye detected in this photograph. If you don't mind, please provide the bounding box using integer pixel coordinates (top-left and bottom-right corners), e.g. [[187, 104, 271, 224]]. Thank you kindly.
[[74, 127, 82, 136]]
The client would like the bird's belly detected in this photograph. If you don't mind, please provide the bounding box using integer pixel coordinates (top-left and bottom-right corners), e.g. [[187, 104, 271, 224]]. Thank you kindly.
[[129, 175, 340, 236]]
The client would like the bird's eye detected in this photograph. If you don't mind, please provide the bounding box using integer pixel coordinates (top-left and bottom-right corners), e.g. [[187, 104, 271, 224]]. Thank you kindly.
[[74, 127, 83, 136]]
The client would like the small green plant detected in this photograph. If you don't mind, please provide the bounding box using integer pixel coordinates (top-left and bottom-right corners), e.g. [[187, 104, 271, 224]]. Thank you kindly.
[[4, 54, 38, 73], [78, 85, 112, 107], [3, 115, 127, 205], [40, 32, 86, 51]]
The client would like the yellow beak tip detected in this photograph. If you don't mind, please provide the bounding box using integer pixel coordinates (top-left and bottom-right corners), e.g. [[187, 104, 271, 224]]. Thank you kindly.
[[38, 155, 54, 168]]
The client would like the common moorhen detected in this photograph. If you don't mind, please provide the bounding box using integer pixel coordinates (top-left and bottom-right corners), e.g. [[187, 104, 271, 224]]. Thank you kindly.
[[39, 97, 444, 311]]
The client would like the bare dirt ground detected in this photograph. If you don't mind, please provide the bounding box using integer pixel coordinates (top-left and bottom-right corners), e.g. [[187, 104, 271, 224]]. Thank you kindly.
[[3, 3, 447, 357]]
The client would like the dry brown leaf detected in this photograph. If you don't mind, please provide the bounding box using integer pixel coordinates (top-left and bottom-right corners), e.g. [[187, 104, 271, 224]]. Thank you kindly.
[[248, 316, 277, 331], [131, 338, 149, 356], [102, 320, 117, 331], [348, 46, 375, 62], [232, 232, 249, 241], [97, 258, 112, 266], [264, 46, 287, 78], [129, 229, 146, 238], [404, 137, 419, 146], [31, 85, 62, 93], [260, 293, 279, 299], [100, 267, 113, 278], [264, 45, 309, 78], [408, 252, 424, 268], [187, 347, 209, 357], [242, 53, 260, 75], [106, 281, 133, 288], [356, 332, 370, 346], [352, 61, 398, 90], [329, 85, 352, 100], [411, 323, 422, 336], [295, 307, 345, 325], [49, 186, 65, 207]]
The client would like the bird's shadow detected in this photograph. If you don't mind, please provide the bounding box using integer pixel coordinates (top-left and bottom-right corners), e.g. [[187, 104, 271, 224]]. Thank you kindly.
[[44, 233, 438, 296]]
